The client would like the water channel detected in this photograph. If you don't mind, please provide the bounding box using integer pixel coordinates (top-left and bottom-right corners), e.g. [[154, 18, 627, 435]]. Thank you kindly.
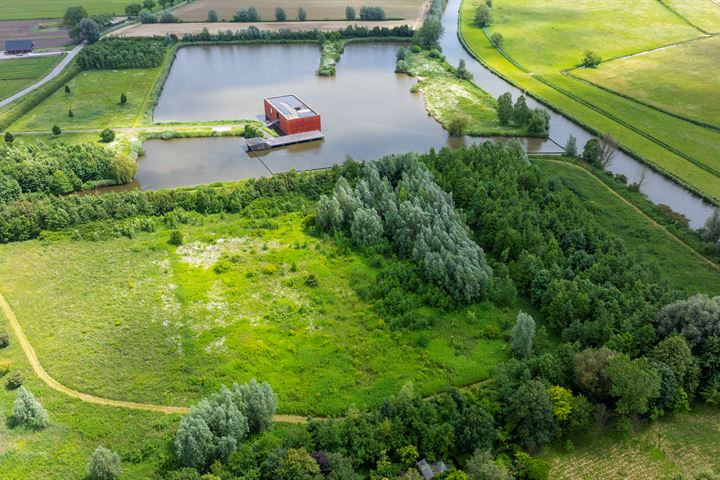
[[138, 0, 714, 228]]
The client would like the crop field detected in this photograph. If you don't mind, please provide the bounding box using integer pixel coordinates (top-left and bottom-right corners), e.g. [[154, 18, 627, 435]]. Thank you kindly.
[[0, 197, 513, 416], [9, 67, 160, 131], [545, 406, 720, 479], [534, 159, 720, 296], [173, 0, 426, 22], [0, 55, 62, 101], [460, 0, 720, 202], [576, 36, 720, 126], [0, 19, 71, 49], [0, 1, 129, 20]]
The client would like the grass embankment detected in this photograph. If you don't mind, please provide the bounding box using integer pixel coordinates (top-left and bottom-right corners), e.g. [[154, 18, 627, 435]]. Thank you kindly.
[[401, 49, 524, 136], [459, 0, 720, 203], [0, 55, 63, 101], [575, 36, 720, 127], [544, 406, 720, 479], [318, 40, 344, 76], [0, 0, 130, 20], [0, 197, 513, 416], [534, 158, 720, 296], [9, 68, 160, 132]]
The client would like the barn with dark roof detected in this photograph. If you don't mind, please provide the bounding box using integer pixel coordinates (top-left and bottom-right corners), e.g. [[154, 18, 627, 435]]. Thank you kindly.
[[5, 40, 34, 54]]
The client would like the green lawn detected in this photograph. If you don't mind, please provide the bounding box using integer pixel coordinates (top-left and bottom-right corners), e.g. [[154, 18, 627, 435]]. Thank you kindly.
[[0, 1, 130, 20], [544, 406, 720, 479], [0, 199, 513, 416], [0, 55, 63, 101], [664, 0, 720, 33], [459, 0, 720, 202], [10, 68, 160, 131], [576, 36, 720, 126], [534, 158, 720, 297]]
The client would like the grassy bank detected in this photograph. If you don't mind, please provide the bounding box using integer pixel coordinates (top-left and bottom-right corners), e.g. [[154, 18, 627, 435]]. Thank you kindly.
[[458, 0, 720, 203], [0, 199, 513, 416], [400, 49, 525, 136], [318, 40, 344, 76]]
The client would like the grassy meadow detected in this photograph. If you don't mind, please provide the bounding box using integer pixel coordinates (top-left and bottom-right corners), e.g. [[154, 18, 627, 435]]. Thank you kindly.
[[534, 158, 720, 296], [0, 196, 514, 416], [459, 0, 720, 202], [9, 68, 160, 131], [0, 0, 130, 20], [0, 55, 63, 101], [545, 406, 720, 479], [173, 0, 425, 22], [664, 0, 720, 33], [576, 36, 720, 126]]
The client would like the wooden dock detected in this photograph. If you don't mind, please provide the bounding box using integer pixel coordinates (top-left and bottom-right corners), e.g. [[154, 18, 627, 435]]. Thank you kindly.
[[247, 130, 324, 152]]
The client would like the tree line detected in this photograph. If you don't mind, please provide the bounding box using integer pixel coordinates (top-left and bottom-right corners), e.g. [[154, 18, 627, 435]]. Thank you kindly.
[[177, 24, 414, 43], [76, 37, 168, 70]]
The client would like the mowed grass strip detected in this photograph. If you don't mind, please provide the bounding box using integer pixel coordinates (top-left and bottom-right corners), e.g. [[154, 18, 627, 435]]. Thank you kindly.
[[173, 0, 425, 21], [576, 36, 720, 127], [534, 158, 720, 296], [664, 0, 720, 33], [459, 0, 720, 201], [0, 204, 512, 416], [0, 55, 62, 101], [10, 68, 159, 131], [544, 406, 720, 479], [0, 0, 129, 20]]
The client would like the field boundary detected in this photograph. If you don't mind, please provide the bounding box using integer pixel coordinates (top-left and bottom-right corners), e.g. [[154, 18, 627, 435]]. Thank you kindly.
[[457, 16, 720, 206], [534, 158, 720, 271], [655, 0, 711, 34]]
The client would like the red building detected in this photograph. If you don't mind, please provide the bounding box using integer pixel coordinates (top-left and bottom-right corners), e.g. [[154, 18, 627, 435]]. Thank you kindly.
[[264, 95, 321, 135]]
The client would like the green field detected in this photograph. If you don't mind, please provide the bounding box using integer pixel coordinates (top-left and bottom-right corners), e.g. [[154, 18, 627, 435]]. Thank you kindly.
[[576, 36, 720, 126], [545, 406, 720, 479], [0, 1, 130, 20], [0, 197, 512, 416], [9, 67, 160, 131], [459, 0, 720, 202], [0, 55, 62, 101], [664, 0, 720, 33], [534, 158, 720, 296]]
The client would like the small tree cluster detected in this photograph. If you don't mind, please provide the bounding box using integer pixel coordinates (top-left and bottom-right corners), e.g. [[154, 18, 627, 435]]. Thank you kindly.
[[359, 6, 386, 20], [234, 7, 260, 22], [582, 132, 618, 168], [496, 92, 550, 136], [581, 50, 602, 68], [12, 386, 49, 429], [88, 446, 121, 480], [474, 4, 491, 27]]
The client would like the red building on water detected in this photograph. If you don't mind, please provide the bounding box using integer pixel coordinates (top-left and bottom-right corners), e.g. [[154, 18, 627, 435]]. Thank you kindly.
[[264, 95, 321, 135]]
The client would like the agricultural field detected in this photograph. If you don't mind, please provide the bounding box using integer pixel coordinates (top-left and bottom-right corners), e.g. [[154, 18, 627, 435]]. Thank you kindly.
[[576, 36, 720, 126], [173, 0, 426, 22], [0, 55, 62, 101], [0, 19, 71, 49], [460, 0, 720, 202], [0, 1, 129, 20], [9, 67, 160, 131], [545, 406, 720, 479], [534, 158, 720, 296], [664, 0, 720, 33], [0, 196, 513, 416]]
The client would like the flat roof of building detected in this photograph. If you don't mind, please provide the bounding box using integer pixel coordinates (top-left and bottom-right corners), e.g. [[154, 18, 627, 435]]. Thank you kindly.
[[5, 40, 33, 51], [265, 94, 318, 120]]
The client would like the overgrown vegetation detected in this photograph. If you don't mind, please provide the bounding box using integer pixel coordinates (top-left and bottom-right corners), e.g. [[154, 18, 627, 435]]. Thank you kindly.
[[77, 38, 167, 70]]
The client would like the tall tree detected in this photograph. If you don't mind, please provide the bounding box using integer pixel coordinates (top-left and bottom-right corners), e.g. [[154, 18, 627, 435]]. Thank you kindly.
[[510, 312, 535, 358], [497, 92, 513, 125]]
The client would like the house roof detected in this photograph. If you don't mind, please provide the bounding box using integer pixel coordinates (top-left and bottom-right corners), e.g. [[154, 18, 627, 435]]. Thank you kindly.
[[416, 459, 449, 480], [265, 94, 318, 120], [5, 40, 33, 51]]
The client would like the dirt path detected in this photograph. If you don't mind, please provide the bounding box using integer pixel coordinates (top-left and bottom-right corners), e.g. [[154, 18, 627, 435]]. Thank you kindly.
[[0, 292, 309, 422], [536, 159, 720, 271]]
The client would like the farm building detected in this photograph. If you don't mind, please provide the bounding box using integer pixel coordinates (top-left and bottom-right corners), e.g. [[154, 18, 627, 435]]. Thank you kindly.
[[5, 40, 34, 54], [416, 459, 448, 479], [264, 94, 321, 135]]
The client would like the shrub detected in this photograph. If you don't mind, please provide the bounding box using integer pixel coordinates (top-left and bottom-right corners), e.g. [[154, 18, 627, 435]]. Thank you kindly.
[[304, 274, 319, 287], [346, 6, 356, 20], [12, 386, 49, 428], [0, 330, 9, 348], [100, 129, 116, 143], [490, 31, 504, 47], [6, 371, 22, 389], [207, 9, 218, 22], [447, 114, 469, 136], [234, 7, 260, 22], [275, 7, 287, 21], [581, 50, 602, 68], [169, 230, 184, 246], [138, 10, 157, 23], [359, 6, 386, 20], [474, 4, 491, 27], [159, 11, 177, 23], [4, 131, 14, 144], [120, 92, 127, 105], [298, 7, 307, 21], [52, 125, 62, 136], [88, 446, 121, 480]]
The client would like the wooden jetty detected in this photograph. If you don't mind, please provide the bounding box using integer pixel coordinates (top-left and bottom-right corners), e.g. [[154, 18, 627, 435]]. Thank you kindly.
[[246, 130, 324, 152]]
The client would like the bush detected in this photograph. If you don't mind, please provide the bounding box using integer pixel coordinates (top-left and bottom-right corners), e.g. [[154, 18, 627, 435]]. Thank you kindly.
[[234, 7, 260, 22], [490, 32, 504, 47], [168, 230, 184, 246], [475, 4, 491, 27], [359, 6, 386, 20], [159, 11, 178, 23], [448, 114, 469, 136], [88, 446, 121, 480], [298, 7, 307, 21], [346, 6, 356, 20], [581, 50, 602, 68], [275, 7, 287, 21], [4, 131, 14, 144], [12, 386, 49, 429], [52, 125, 62, 136], [0, 330, 8, 348], [138, 10, 157, 23], [207, 9, 218, 22], [100, 129, 116, 143], [6, 371, 22, 389]]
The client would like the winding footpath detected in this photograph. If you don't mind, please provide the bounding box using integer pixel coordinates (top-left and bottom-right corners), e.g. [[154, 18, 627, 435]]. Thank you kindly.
[[0, 42, 86, 109]]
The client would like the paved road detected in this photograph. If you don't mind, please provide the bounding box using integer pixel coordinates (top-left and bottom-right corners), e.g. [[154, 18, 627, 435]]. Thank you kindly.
[[0, 41, 85, 110], [0, 51, 66, 62]]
